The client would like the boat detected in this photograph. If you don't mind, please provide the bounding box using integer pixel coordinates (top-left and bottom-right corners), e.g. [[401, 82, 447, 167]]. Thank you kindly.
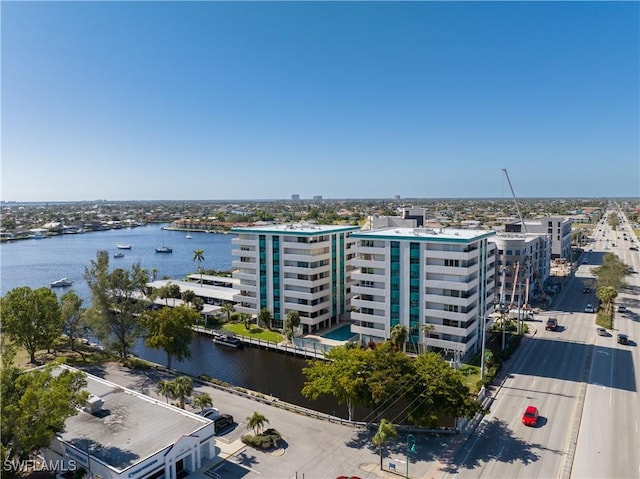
[[114, 252, 125, 258], [50, 278, 73, 288], [186, 234, 193, 239], [211, 331, 244, 349], [155, 246, 173, 253], [116, 244, 132, 249]]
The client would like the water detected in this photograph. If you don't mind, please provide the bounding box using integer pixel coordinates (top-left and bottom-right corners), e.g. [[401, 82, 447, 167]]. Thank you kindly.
[[0, 224, 233, 300], [0, 225, 353, 418], [322, 323, 357, 341]]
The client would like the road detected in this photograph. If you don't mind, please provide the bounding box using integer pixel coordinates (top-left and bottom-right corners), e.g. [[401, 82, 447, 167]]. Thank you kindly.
[[430, 207, 640, 479]]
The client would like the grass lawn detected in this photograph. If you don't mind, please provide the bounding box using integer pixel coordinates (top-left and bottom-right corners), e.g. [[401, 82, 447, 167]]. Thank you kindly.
[[223, 323, 283, 343]]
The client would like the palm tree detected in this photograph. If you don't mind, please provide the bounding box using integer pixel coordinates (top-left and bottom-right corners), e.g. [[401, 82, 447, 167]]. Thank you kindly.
[[372, 419, 398, 470], [151, 268, 158, 281], [258, 308, 272, 330], [246, 411, 269, 436], [596, 286, 617, 315], [157, 380, 174, 403], [390, 324, 408, 352], [421, 324, 436, 352], [171, 376, 194, 409], [192, 393, 213, 411], [221, 302, 234, 322], [193, 249, 205, 284]]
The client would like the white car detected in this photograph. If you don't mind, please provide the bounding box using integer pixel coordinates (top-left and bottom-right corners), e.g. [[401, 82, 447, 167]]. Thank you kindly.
[[585, 304, 595, 313]]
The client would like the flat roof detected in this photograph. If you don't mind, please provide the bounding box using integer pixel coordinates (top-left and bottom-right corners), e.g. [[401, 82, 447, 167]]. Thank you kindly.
[[56, 366, 211, 472], [147, 280, 238, 302], [231, 223, 360, 236], [185, 274, 239, 286], [351, 227, 496, 242]]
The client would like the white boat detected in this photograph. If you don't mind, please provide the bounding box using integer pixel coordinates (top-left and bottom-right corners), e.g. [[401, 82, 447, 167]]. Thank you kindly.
[[155, 246, 173, 253], [116, 244, 132, 249], [50, 278, 73, 288], [114, 252, 125, 258], [186, 234, 193, 239]]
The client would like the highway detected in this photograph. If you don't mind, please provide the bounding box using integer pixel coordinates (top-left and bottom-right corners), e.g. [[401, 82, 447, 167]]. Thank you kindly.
[[432, 208, 639, 479]]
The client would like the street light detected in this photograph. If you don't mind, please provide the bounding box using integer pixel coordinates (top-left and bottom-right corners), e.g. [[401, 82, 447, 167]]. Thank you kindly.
[[405, 433, 417, 478]]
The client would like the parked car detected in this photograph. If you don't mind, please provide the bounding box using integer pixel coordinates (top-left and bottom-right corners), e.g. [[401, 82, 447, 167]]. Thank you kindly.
[[617, 333, 629, 345], [522, 405, 539, 427], [597, 327, 608, 337], [582, 288, 591, 294], [618, 305, 626, 313], [545, 318, 558, 331], [585, 304, 595, 313]]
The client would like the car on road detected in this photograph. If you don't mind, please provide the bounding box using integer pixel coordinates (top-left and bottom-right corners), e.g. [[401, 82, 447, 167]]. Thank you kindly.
[[582, 287, 591, 294], [618, 305, 626, 313], [585, 304, 595, 313], [582, 259, 588, 264], [545, 318, 558, 331], [617, 333, 629, 345], [597, 327, 608, 337], [630, 246, 639, 251], [522, 405, 539, 427]]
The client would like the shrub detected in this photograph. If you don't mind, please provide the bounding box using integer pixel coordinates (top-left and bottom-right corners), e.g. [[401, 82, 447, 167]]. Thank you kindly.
[[241, 428, 282, 450]]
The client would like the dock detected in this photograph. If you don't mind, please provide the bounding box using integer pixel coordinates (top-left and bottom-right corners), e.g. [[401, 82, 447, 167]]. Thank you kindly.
[[193, 326, 331, 360]]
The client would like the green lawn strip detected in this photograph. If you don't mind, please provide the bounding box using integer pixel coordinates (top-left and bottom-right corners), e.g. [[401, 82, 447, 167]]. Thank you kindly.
[[223, 323, 283, 343]]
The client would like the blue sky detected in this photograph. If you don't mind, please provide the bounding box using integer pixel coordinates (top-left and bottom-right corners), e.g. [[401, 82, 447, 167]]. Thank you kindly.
[[2, 1, 639, 201]]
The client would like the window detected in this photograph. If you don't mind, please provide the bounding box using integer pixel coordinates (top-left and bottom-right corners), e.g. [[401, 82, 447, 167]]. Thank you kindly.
[[444, 304, 459, 313], [444, 259, 460, 267]]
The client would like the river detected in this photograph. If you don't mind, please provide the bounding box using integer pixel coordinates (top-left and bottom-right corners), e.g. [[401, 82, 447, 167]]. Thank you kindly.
[[0, 225, 354, 418]]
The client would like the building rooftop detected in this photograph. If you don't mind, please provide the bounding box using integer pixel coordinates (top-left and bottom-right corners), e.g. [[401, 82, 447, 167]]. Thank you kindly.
[[231, 223, 360, 236], [351, 227, 495, 242], [147, 279, 238, 303], [56, 365, 211, 472]]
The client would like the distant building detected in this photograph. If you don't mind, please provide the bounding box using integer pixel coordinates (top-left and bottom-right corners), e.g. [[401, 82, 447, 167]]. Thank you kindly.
[[312, 195, 323, 201], [231, 223, 360, 332], [291, 194, 300, 201], [506, 216, 572, 260], [349, 227, 497, 357]]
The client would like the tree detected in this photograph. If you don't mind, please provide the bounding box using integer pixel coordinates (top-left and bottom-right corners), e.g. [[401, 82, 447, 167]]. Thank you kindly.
[[302, 346, 370, 421], [246, 411, 269, 436], [241, 313, 253, 330], [157, 380, 174, 403], [83, 251, 150, 362], [221, 302, 234, 322], [284, 311, 301, 341], [593, 253, 630, 292], [172, 376, 194, 409], [1, 352, 88, 478], [156, 376, 193, 409], [192, 393, 213, 411], [411, 352, 484, 427], [372, 419, 398, 471], [60, 290, 84, 351], [390, 324, 408, 352], [596, 286, 618, 316], [422, 324, 436, 352], [142, 305, 198, 369], [181, 289, 196, 308], [258, 308, 272, 330], [1, 287, 63, 363], [193, 249, 205, 284]]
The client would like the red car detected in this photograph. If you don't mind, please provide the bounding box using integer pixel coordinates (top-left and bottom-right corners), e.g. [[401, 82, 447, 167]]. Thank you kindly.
[[522, 406, 539, 427]]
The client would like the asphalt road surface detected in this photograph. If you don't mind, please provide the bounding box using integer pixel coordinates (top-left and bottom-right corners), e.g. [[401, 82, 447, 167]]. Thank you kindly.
[[430, 207, 640, 479]]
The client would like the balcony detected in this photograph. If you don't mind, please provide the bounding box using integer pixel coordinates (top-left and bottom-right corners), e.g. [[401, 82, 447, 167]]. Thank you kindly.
[[351, 297, 387, 311]]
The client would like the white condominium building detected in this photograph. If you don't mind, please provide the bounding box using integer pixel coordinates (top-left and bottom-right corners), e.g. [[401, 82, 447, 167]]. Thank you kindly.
[[231, 223, 359, 333], [350, 227, 497, 357]]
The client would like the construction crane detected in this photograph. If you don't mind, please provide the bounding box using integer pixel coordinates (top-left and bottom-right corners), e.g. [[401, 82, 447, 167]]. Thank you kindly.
[[502, 168, 527, 234], [502, 168, 546, 303]]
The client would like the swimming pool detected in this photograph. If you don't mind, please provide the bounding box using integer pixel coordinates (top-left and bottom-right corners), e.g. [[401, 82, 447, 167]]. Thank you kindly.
[[321, 323, 356, 341]]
